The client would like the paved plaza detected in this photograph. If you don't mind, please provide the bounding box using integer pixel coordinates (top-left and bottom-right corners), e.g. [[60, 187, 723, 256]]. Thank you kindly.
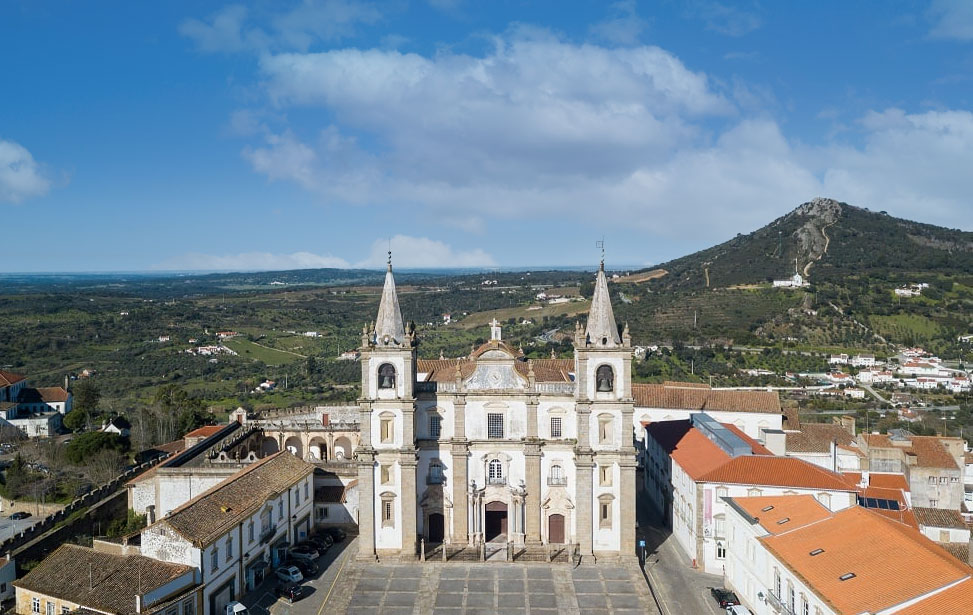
[[325, 559, 660, 615]]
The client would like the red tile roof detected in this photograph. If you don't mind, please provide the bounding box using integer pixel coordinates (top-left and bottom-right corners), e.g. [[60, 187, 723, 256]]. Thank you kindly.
[[729, 495, 832, 535], [183, 425, 224, 439], [0, 371, 26, 387], [761, 506, 971, 615], [896, 578, 973, 615], [913, 507, 969, 530], [633, 383, 781, 413], [35, 386, 70, 402], [645, 419, 774, 480], [700, 456, 855, 492], [786, 422, 855, 453], [862, 434, 961, 470]]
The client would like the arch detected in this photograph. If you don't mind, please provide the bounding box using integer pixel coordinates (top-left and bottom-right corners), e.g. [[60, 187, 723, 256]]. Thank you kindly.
[[487, 459, 504, 484], [333, 436, 353, 460], [378, 363, 396, 389], [308, 437, 327, 461], [596, 364, 614, 392], [284, 436, 303, 458], [260, 437, 279, 456]]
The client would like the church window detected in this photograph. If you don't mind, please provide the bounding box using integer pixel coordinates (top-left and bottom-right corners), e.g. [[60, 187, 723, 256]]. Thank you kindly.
[[550, 416, 562, 439], [596, 365, 614, 392], [380, 464, 393, 485], [378, 363, 396, 389], [599, 464, 612, 486], [487, 413, 504, 439], [429, 462, 443, 484], [429, 414, 441, 439], [598, 415, 614, 445], [488, 459, 504, 484], [380, 413, 395, 444], [381, 495, 395, 527], [549, 464, 566, 485], [598, 495, 614, 528]]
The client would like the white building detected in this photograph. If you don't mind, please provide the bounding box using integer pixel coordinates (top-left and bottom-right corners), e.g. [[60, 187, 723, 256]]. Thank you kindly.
[[723, 494, 973, 615], [140, 452, 314, 615], [828, 354, 849, 366], [643, 417, 858, 574], [850, 355, 876, 368]]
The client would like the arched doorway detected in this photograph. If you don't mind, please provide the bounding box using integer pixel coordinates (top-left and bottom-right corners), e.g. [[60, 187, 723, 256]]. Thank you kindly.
[[309, 437, 327, 460], [485, 501, 507, 542], [548, 514, 565, 544], [334, 436, 352, 460], [284, 436, 303, 458], [260, 437, 279, 456], [428, 512, 445, 543]]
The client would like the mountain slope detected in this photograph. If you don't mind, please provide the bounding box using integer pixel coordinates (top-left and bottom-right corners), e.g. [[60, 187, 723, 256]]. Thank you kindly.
[[652, 198, 973, 290]]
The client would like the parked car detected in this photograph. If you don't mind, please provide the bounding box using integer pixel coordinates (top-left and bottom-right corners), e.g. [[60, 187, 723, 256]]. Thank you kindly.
[[288, 546, 319, 562], [711, 588, 740, 608], [321, 527, 347, 542], [9, 512, 31, 520], [274, 565, 303, 584], [275, 582, 305, 602], [304, 535, 332, 551], [284, 558, 319, 577], [726, 606, 750, 615]]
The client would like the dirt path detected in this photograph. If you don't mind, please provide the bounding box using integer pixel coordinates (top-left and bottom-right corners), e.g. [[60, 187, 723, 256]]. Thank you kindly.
[[804, 220, 837, 277]]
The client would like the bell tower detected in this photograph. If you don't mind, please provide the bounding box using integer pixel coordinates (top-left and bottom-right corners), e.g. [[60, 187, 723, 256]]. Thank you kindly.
[[357, 253, 419, 560], [573, 256, 636, 559]]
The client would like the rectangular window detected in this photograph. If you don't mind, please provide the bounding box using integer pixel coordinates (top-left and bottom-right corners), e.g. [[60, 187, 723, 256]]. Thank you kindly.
[[429, 463, 443, 484], [182, 597, 196, 615], [940, 476, 949, 484], [317, 505, 329, 519], [380, 417, 394, 443], [61, 608, 69, 615], [599, 465, 612, 487], [714, 516, 726, 538], [46, 602, 54, 615], [429, 415, 441, 439], [599, 501, 612, 528], [226, 536, 233, 561], [295, 488, 300, 506], [32, 598, 40, 614], [928, 476, 937, 484], [304, 481, 309, 499], [382, 499, 394, 526], [211, 547, 219, 573], [550, 416, 562, 439], [599, 417, 613, 444], [487, 413, 504, 439], [164, 605, 178, 615], [930, 499, 939, 507], [381, 464, 393, 485], [248, 521, 255, 542]]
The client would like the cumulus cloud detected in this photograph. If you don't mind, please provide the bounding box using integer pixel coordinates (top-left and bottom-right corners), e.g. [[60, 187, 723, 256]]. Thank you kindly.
[[358, 235, 497, 268], [0, 138, 52, 204], [155, 250, 351, 271], [179, 0, 381, 53], [928, 0, 973, 40]]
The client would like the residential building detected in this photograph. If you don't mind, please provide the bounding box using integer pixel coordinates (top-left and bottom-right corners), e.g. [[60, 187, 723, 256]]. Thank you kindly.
[[913, 507, 970, 551], [643, 416, 858, 574], [0, 555, 14, 602], [0, 372, 72, 437], [828, 354, 848, 366], [14, 544, 201, 615], [850, 354, 876, 368], [723, 495, 973, 615], [140, 452, 314, 615], [859, 430, 965, 509], [784, 417, 864, 472]]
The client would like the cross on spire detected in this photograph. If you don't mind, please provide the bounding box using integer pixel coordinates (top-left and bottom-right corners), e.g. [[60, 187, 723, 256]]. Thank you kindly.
[[596, 238, 605, 270]]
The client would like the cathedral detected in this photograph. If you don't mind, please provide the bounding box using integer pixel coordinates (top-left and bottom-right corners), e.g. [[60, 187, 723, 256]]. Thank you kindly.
[[355, 259, 637, 561]]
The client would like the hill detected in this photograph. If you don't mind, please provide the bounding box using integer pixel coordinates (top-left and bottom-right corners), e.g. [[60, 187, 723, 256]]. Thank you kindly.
[[650, 198, 973, 290]]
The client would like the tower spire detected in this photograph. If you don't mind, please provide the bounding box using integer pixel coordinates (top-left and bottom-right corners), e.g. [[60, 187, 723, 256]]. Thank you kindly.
[[585, 249, 621, 347], [374, 253, 406, 345]]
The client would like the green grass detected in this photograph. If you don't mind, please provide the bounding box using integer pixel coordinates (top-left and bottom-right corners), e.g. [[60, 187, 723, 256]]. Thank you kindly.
[[223, 338, 305, 365], [869, 313, 943, 342]]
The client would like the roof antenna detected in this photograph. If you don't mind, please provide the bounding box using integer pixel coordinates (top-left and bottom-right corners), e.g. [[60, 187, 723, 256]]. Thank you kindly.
[[596, 238, 605, 271]]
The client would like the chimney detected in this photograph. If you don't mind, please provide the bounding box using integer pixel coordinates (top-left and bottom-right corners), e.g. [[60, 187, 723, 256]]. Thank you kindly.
[[760, 428, 786, 456], [135, 595, 142, 613]]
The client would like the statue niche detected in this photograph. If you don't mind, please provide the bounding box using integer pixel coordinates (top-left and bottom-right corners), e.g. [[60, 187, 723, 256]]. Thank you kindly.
[[596, 365, 614, 392], [378, 363, 397, 389]]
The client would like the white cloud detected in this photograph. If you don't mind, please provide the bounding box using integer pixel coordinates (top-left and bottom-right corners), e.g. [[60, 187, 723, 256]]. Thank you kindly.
[[928, 0, 973, 40], [590, 1, 647, 46], [179, 0, 381, 53], [685, 1, 762, 37], [0, 138, 52, 204], [155, 250, 351, 271], [358, 235, 497, 268]]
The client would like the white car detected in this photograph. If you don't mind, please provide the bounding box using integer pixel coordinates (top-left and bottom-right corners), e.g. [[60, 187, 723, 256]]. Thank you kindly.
[[274, 565, 303, 584]]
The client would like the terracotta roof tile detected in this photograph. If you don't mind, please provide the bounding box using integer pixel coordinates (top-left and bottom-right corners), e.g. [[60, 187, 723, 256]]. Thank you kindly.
[[13, 544, 195, 615], [729, 495, 833, 535], [645, 419, 774, 480], [633, 383, 781, 413], [183, 425, 224, 439], [913, 507, 969, 530], [761, 507, 971, 615], [0, 370, 26, 387], [896, 578, 973, 615], [153, 451, 314, 547], [700, 456, 855, 492], [862, 433, 961, 470], [785, 423, 855, 453]]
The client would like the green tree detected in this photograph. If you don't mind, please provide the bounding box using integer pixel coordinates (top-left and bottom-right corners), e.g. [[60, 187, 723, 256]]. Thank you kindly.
[[65, 431, 129, 464], [63, 409, 87, 431], [72, 380, 101, 415]]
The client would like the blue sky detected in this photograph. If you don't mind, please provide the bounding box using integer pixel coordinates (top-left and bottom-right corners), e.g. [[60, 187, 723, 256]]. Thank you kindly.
[[3, 0, 972, 272]]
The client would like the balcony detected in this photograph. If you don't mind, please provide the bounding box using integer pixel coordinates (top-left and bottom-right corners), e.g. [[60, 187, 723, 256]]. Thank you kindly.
[[486, 477, 507, 486], [765, 591, 796, 615], [259, 525, 277, 545], [547, 476, 568, 486]]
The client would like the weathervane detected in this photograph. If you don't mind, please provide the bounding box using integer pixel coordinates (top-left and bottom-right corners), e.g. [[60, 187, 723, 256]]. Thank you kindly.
[[387, 237, 392, 270], [596, 238, 605, 268]]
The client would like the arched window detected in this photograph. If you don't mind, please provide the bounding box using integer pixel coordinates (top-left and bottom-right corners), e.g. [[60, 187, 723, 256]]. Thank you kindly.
[[488, 459, 504, 484], [549, 464, 565, 485], [716, 541, 726, 560], [378, 363, 396, 389], [596, 365, 614, 392]]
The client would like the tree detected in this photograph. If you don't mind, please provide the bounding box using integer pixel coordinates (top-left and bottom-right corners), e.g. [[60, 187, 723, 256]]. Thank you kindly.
[[65, 432, 129, 465], [63, 409, 87, 431], [305, 355, 317, 376], [72, 380, 101, 430], [87, 449, 126, 485]]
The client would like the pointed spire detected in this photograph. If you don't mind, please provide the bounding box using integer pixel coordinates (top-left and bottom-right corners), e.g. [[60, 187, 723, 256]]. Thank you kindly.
[[374, 254, 406, 346], [585, 261, 621, 347]]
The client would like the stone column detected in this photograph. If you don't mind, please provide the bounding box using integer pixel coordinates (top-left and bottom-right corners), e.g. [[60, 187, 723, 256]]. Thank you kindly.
[[400, 454, 418, 558], [451, 396, 469, 543], [575, 402, 593, 557], [619, 456, 637, 557], [356, 448, 377, 560], [524, 442, 542, 544]]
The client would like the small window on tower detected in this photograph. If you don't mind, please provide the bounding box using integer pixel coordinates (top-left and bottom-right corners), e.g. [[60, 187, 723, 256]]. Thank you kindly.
[[378, 363, 396, 389], [487, 413, 504, 439]]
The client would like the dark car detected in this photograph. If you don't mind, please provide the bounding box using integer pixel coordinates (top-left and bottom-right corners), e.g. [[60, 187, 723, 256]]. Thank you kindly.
[[275, 582, 305, 602], [284, 558, 319, 577], [9, 512, 31, 520], [321, 527, 347, 542], [710, 588, 740, 608], [304, 535, 332, 551]]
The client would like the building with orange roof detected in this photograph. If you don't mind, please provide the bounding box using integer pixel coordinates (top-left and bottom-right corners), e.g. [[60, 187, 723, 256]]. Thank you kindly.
[[858, 429, 965, 510], [724, 495, 973, 615], [643, 415, 858, 575], [784, 416, 865, 473], [0, 371, 72, 437]]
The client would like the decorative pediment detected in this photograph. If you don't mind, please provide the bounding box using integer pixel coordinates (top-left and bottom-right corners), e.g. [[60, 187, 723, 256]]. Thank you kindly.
[[465, 364, 527, 390]]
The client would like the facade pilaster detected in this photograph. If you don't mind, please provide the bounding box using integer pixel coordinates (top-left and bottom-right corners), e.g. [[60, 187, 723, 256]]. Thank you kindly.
[[524, 442, 542, 544], [356, 447, 377, 560], [451, 396, 469, 543], [399, 453, 418, 558], [575, 401, 593, 556]]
